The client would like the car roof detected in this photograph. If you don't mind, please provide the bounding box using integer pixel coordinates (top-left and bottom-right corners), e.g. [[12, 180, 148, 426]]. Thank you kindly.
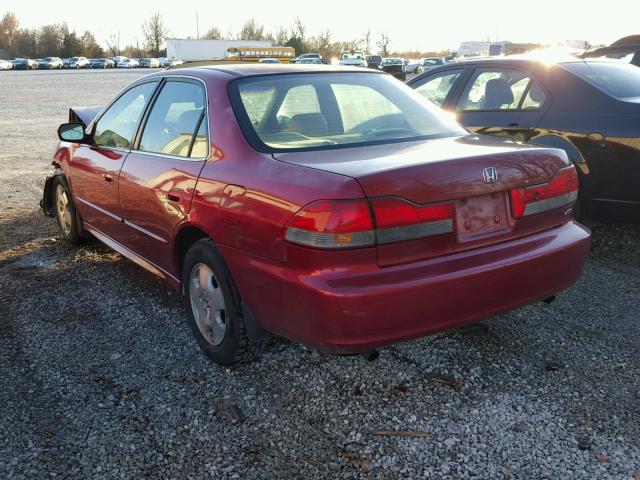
[[444, 54, 621, 67], [168, 63, 382, 77]]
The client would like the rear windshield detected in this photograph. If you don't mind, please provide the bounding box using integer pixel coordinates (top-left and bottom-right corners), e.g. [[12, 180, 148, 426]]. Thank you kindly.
[[230, 72, 465, 152], [563, 62, 640, 100]]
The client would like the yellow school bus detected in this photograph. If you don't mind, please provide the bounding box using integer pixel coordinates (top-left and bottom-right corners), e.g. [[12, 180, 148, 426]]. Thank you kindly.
[[225, 46, 296, 63]]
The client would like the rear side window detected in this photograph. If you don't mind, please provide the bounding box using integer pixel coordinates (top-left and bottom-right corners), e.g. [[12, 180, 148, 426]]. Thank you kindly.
[[458, 69, 530, 110], [562, 62, 640, 100], [231, 72, 465, 152], [413, 70, 463, 106], [94, 82, 157, 149], [139, 81, 207, 158], [521, 82, 546, 109]]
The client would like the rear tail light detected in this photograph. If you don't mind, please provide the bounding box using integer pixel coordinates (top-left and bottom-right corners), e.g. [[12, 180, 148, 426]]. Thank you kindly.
[[370, 197, 454, 244], [510, 165, 579, 219], [284, 199, 375, 249], [284, 197, 453, 249]]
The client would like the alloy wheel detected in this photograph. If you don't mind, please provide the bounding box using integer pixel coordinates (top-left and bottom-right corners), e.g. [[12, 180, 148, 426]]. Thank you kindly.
[[55, 184, 73, 235], [189, 263, 227, 346]]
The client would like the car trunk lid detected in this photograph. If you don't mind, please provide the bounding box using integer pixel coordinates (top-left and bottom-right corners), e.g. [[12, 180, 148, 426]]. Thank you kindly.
[[275, 135, 574, 265]]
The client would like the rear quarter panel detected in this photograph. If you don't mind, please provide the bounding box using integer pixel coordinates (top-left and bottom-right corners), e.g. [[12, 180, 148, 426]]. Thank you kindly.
[[183, 72, 366, 263]]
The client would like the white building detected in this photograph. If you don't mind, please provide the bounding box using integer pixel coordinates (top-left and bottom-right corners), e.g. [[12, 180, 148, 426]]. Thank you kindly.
[[166, 39, 272, 61]]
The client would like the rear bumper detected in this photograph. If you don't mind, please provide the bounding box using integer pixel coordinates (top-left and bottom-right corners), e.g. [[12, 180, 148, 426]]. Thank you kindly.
[[223, 221, 591, 353]]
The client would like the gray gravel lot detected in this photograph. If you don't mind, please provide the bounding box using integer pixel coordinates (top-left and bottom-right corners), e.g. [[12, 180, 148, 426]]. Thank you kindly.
[[1, 69, 639, 479]]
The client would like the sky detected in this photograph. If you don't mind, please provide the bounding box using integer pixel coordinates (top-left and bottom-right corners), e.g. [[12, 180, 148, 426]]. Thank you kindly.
[[4, 0, 639, 52]]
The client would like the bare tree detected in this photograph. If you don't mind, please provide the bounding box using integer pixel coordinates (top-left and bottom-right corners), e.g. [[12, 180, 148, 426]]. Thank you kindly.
[[37, 24, 62, 57], [364, 28, 371, 54], [203, 26, 223, 40], [292, 17, 306, 50], [105, 32, 120, 56], [238, 18, 264, 40], [376, 33, 391, 56], [306, 29, 331, 58], [142, 12, 168, 56], [0, 12, 20, 55], [80, 31, 103, 57], [273, 26, 289, 46]]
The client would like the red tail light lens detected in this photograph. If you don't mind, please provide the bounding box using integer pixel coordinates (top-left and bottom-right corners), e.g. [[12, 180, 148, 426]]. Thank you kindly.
[[371, 197, 454, 244], [510, 166, 579, 219], [284, 199, 375, 249]]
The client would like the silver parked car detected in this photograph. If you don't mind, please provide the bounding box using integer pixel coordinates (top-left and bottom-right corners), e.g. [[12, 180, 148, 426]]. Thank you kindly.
[[63, 56, 89, 69], [38, 57, 64, 69], [414, 57, 447, 75]]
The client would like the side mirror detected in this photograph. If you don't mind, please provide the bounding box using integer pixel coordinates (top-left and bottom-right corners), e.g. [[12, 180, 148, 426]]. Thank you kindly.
[[58, 123, 85, 142]]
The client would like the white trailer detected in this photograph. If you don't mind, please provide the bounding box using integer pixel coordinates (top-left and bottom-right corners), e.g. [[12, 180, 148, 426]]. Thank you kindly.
[[166, 39, 272, 61]]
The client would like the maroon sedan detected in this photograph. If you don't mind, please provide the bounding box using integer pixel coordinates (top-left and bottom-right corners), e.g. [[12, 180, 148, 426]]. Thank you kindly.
[[42, 65, 591, 365]]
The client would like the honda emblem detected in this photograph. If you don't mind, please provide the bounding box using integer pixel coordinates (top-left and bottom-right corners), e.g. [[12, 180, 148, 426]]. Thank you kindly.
[[482, 167, 498, 184]]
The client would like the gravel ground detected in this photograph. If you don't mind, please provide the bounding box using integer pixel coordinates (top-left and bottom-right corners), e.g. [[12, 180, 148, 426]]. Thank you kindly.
[[1, 69, 639, 479]]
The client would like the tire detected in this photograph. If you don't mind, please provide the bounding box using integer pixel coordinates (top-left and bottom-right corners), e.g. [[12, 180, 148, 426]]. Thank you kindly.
[[183, 239, 268, 365], [52, 176, 83, 244]]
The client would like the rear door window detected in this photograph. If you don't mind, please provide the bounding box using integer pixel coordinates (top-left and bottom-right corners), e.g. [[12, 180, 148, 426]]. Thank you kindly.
[[138, 80, 207, 158], [458, 68, 530, 111]]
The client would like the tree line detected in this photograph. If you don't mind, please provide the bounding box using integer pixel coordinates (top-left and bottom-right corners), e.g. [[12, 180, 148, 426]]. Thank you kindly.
[[201, 17, 449, 60], [0, 10, 449, 60]]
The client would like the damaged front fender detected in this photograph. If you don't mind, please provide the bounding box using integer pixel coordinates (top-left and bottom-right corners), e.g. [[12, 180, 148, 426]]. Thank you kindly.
[[40, 175, 56, 217]]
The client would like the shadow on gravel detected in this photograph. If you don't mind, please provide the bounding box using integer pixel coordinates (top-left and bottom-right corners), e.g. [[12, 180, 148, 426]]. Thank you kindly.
[[1, 208, 639, 478]]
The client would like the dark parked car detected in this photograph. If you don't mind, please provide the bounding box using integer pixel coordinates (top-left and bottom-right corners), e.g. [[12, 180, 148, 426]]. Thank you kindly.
[[42, 65, 590, 365], [366, 55, 382, 69], [139, 58, 160, 68], [38, 57, 63, 69], [408, 57, 640, 222], [11, 58, 37, 70], [89, 58, 115, 68], [580, 35, 640, 67], [379, 57, 406, 80]]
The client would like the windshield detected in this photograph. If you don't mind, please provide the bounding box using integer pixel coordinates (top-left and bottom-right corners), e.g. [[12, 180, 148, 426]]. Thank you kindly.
[[230, 72, 465, 152], [382, 59, 403, 65], [423, 58, 443, 66], [563, 62, 640, 100]]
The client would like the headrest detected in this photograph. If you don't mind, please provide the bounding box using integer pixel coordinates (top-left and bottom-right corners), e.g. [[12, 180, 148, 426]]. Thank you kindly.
[[287, 113, 328, 137], [484, 78, 514, 109], [178, 109, 203, 134]]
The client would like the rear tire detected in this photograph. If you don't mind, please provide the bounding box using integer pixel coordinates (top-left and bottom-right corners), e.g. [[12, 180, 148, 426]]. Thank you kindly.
[[52, 176, 83, 244], [183, 239, 268, 365]]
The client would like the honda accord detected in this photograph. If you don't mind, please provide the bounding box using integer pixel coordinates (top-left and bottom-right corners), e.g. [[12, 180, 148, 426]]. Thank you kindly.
[[41, 64, 591, 365]]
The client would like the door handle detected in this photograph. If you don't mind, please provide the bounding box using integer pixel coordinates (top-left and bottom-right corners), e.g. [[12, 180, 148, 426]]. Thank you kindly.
[[103, 174, 114, 183], [505, 123, 532, 132]]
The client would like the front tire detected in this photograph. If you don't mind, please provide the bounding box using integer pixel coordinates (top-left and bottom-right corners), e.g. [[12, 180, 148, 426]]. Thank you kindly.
[[53, 176, 83, 244], [183, 239, 268, 365]]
